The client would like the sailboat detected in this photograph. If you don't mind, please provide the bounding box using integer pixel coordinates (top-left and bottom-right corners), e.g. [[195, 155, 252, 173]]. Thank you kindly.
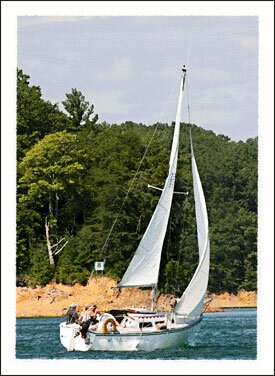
[[59, 65, 210, 352]]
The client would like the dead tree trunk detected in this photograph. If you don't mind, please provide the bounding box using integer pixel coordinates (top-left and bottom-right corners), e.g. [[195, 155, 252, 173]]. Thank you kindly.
[[45, 217, 55, 267]]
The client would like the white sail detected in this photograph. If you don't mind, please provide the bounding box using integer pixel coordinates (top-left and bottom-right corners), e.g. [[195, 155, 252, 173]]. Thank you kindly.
[[118, 71, 186, 288], [174, 133, 210, 317]]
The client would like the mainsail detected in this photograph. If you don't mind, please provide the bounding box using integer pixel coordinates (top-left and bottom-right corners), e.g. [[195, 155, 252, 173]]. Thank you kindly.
[[118, 68, 187, 288], [174, 132, 210, 318]]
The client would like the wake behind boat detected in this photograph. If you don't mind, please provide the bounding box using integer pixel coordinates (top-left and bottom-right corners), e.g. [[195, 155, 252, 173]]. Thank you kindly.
[[60, 65, 210, 352]]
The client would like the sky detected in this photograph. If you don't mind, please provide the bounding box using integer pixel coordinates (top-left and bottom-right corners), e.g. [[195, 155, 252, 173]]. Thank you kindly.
[[17, 15, 259, 141], [2, 2, 274, 376]]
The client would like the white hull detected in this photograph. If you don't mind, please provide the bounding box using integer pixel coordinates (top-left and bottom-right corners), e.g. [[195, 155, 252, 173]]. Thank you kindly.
[[59, 318, 201, 352]]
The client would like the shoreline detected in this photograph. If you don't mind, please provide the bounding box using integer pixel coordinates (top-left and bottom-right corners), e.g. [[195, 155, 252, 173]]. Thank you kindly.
[[16, 277, 257, 318]]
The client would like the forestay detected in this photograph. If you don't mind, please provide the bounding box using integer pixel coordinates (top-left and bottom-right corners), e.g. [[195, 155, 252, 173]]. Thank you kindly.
[[174, 133, 210, 318], [117, 71, 187, 288]]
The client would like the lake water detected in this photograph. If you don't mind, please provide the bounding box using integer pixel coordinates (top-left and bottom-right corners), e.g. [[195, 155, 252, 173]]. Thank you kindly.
[[16, 308, 256, 360]]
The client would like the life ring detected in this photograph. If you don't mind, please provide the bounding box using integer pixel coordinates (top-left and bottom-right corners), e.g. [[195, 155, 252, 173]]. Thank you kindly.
[[102, 318, 117, 334]]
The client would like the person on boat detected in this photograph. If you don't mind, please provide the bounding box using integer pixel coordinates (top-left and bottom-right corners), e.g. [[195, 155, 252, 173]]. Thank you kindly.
[[65, 303, 79, 324], [78, 306, 91, 324], [88, 304, 100, 330], [78, 306, 92, 339]]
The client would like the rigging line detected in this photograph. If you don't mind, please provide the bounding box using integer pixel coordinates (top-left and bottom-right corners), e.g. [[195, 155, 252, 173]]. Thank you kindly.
[[185, 34, 192, 124], [100, 73, 181, 257], [160, 72, 180, 123], [186, 34, 192, 69], [186, 75, 191, 124]]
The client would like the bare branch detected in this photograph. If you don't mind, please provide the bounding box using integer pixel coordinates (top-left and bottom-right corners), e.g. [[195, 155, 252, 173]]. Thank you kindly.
[[51, 237, 66, 249], [53, 240, 68, 256]]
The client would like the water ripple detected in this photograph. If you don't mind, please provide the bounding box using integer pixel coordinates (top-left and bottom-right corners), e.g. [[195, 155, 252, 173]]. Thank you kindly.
[[16, 309, 257, 360]]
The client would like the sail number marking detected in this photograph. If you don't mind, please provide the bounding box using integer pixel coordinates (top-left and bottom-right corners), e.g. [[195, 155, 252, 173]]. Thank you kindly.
[[168, 173, 176, 189]]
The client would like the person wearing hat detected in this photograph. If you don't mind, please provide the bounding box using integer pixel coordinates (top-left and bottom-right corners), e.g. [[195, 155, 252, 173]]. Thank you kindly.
[[66, 303, 79, 324]]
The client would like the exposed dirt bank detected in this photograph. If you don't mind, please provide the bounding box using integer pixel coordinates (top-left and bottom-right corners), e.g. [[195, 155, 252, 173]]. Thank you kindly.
[[16, 277, 257, 318]]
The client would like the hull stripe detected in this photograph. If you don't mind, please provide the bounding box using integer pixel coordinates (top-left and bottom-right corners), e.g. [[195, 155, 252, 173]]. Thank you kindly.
[[88, 316, 202, 338]]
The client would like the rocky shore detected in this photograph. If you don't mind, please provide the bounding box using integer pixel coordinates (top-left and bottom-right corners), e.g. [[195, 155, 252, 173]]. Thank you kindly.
[[16, 277, 257, 318]]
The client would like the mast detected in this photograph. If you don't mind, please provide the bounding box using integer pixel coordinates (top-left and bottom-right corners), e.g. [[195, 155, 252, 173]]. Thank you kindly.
[[116, 66, 187, 305]]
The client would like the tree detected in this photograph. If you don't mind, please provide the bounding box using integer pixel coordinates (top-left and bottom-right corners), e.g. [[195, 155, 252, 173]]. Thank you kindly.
[[62, 88, 98, 131], [17, 131, 89, 270], [17, 69, 70, 160], [239, 251, 257, 291]]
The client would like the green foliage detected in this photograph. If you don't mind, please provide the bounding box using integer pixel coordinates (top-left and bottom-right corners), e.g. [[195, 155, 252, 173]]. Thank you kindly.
[[55, 263, 90, 286], [16, 71, 258, 294], [62, 88, 98, 131], [17, 130, 93, 272], [28, 243, 55, 287], [18, 131, 86, 211], [239, 251, 257, 291], [17, 69, 70, 160], [163, 260, 189, 296]]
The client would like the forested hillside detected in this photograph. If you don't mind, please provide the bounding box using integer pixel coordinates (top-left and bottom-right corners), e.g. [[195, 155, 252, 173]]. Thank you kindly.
[[16, 69, 258, 295]]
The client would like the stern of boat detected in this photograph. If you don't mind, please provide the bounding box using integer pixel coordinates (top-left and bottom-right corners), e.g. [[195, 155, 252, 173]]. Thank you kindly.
[[59, 322, 92, 351]]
